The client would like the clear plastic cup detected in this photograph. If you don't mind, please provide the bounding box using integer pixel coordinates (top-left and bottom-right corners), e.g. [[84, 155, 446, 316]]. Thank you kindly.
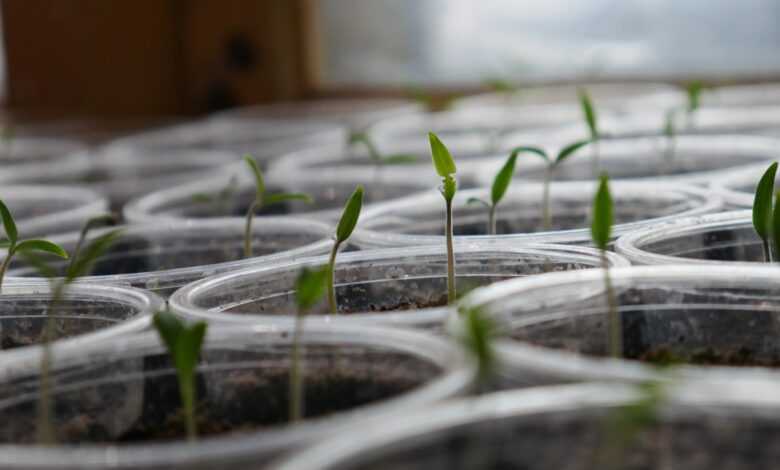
[[456, 265, 780, 387], [0, 282, 163, 372], [697, 83, 780, 108], [0, 137, 90, 184], [0, 185, 109, 237], [486, 134, 780, 186], [0, 323, 472, 469], [5, 218, 334, 297], [276, 381, 780, 470], [169, 244, 630, 331], [709, 162, 769, 208], [353, 181, 721, 248], [615, 210, 767, 266]]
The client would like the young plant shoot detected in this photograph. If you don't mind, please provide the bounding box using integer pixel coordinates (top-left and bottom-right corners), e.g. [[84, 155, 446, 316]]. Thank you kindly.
[[752, 162, 778, 262], [591, 173, 620, 358], [511, 140, 591, 230], [466, 152, 518, 235], [662, 109, 678, 172], [289, 266, 329, 422], [685, 80, 703, 128], [153, 311, 207, 441], [429, 132, 458, 304], [349, 132, 418, 166], [456, 305, 498, 393], [243, 155, 313, 258], [0, 199, 69, 291], [327, 185, 364, 314], [578, 88, 600, 178]]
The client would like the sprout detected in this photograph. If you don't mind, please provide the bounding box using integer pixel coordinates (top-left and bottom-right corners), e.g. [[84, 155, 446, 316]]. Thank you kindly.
[[68, 214, 116, 274], [191, 175, 239, 215], [578, 88, 600, 178], [243, 155, 313, 258], [0, 199, 69, 291], [1, 125, 14, 159], [289, 266, 329, 422], [752, 162, 778, 262], [591, 173, 620, 358], [456, 305, 498, 392], [686, 80, 703, 114], [152, 310, 207, 441], [327, 185, 364, 314], [511, 140, 591, 230], [349, 132, 418, 166], [467, 152, 518, 235], [662, 109, 678, 172], [429, 132, 458, 304]]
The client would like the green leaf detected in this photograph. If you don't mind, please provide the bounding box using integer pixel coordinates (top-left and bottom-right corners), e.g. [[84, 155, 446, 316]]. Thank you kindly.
[[578, 88, 598, 139], [466, 197, 490, 209], [66, 229, 123, 281], [18, 251, 59, 278], [14, 239, 69, 259], [773, 192, 780, 259], [243, 154, 265, 199], [153, 310, 186, 358], [429, 132, 457, 177], [591, 173, 613, 250], [348, 131, 368, 145], [191, 193, 214, 203], [753, 162, 778, 241], [441, 174, 457, 202], [0, 240, 11, 249], [510, 146, 549, 164], [491, 153, 517, 205], [264, 192, 314, 206], [295, 266, 329, 311], [381, 154, 418, 165], [175, 321, 207, 377], [0, 199, 17, 245], [335, 185, 364, 243], [457, 305, 497, 382], [555, 139, 592, 166], [686, 81, 703, 114]]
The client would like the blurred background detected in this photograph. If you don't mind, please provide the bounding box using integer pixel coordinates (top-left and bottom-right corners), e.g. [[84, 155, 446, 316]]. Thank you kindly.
[[2, 0, 780, 133]]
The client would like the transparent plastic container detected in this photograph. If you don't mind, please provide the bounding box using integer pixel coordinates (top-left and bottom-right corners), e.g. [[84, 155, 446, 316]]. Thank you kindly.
[[353, 181, 720, 248], [276, 381, 780, 470], [0, 137, 90, 184], [87, 146, 242, 211], [169, 244, 629, 331], [698, 83, 780, 108], [710, 162, 769, 208], [6, 218, 334, 297], [457, 265, 780, 387], [614, 210, 768, 266], [0, 185, 109, 237], [0, 323, 472, 469], [0, 282, 163, 371], [105, 118, 348, 168], [484, 134, 779, 186], [213, 98, 423, 133]]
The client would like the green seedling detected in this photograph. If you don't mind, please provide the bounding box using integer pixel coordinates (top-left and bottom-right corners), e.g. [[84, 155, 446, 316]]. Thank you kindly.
[[429, 132, 458, 304], [68, 214, 116, 274], [578, 88, 600, 178], [772, 191, 780, 261], [456, 305, 498, 392], [591, 173, 620, 358], [327, 185, 364, 314], [752, 162, 778, 262], [191, 175, 239, 215], [466, 152, 518, 235], [510, 140, 591, 230], [243, 155, 313, 258], [349, 132, 418, 166], [685, 80, 703, 125], [153, 310, 207, 441], [289, 266, 329, 422], [0, 199, 69, 291]]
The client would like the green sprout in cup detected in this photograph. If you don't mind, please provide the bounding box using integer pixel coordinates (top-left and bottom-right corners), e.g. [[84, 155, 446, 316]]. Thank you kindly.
[[685, 80, 703, 128], [511, 140, 591, 230], [466, 151, 518, 235], [289, 266, 329, 422], [456, 304, 498, 393], [327, 185, 364, 314], [243, 155, 313, 258], [591, 173, 620, 358], [429, 132, 458, 304], [752, 162, 778, 262], [578, 88, 600, 178], [153, 310, 207, 441]]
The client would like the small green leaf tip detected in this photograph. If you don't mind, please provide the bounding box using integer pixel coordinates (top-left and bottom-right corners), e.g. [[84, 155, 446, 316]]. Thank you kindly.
[[0, 199, 17, 245], [153, 310, 207, 374], [686, 81, 703, 113], [773, 191, 780, 258], [429, 132, 457, 177], [556, 139, 591, 166], [591, 173, 613, 250], [510, 146, 549, 164], [578, 88, 598, 139], [243, 154, 265, 197], [295, 266, 329, 311], [753, 162, 778, 241], [335, 185, 364, 243], [14, 240, 68, 259], [491, 153, 517, 205]]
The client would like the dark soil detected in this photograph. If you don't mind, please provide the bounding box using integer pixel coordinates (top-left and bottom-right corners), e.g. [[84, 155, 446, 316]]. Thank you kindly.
[[350, 293, 449, 313], [634, 346, 780, 368]]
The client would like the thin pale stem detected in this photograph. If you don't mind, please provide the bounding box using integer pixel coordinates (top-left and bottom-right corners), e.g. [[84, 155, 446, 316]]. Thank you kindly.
[[446, 198, 456, 304], [180, 372, 197, 441], [243, 200, 261, 258], [601, 250, 621, 358], [327, 240, 342, 314], [763, 239, 774, 263], [542, 167, 552, 230], [289, 310, 305, 422], [0, 247, 14, 293], [663, 137, 675, 175], [488, 205, 497, 236], [36, 281, 64, 444]]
